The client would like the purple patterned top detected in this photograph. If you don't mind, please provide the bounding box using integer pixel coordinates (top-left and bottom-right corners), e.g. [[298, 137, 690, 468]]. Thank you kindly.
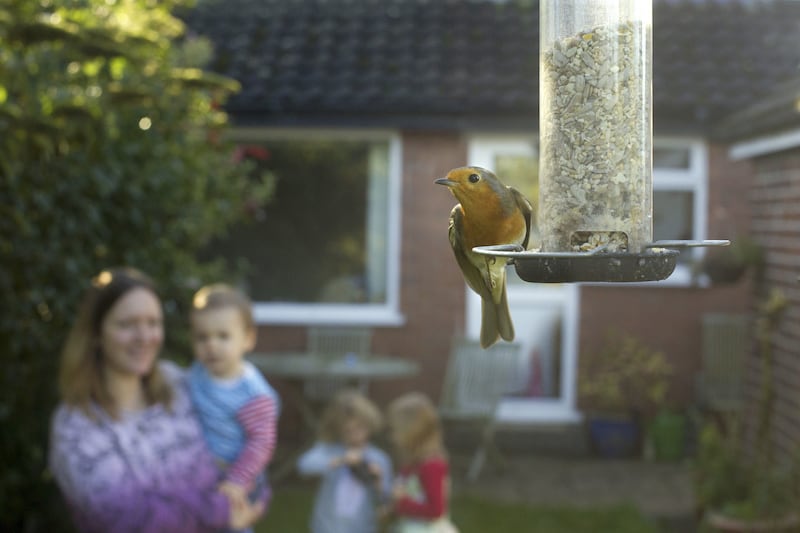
[[48, 361, 230, 533]]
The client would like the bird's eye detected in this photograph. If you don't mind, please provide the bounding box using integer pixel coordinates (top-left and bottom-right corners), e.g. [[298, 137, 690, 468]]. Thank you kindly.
[[468, 173, 480, 183]]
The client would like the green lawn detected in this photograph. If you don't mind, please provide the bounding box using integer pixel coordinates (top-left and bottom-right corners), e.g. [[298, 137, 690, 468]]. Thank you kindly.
[[257, 486, 660, 533]]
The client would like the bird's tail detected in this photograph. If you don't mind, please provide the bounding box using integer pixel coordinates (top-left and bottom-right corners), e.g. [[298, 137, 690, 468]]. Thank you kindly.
[[480, 284, 515, 349]]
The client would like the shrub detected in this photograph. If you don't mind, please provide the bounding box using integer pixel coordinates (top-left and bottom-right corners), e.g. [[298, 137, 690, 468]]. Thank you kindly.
[[579, 331, 672, 417], [0, 1, 264, 529]]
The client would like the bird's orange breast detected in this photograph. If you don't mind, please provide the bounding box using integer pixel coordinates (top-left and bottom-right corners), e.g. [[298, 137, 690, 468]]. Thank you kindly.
[[460, 204, 527, 250]]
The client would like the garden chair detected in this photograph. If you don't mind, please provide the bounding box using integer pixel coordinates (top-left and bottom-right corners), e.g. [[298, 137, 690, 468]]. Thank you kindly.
[[304, 326, 373, 400], [695, 313, 749, 415], [439, 338, 524, 481]]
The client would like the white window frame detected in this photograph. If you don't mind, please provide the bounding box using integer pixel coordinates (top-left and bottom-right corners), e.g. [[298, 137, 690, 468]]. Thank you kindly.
[[649, 136, 709, 286], [730, 127, 800, 160], [227, 127, 406, 326], [580, 136, 709, 287]]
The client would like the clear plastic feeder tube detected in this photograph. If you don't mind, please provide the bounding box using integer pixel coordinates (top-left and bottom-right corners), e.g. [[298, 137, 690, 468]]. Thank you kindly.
[[539, 0, 652, 254]]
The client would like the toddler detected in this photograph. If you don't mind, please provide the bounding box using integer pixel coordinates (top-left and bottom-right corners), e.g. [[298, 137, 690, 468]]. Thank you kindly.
[[386, 392, 458, 533], [297, 388, 393, 533], [187, 283, 280, 533]]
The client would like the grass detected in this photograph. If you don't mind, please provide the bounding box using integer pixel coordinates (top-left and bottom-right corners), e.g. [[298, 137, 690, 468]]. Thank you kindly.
[[256, 486, 660, 533]]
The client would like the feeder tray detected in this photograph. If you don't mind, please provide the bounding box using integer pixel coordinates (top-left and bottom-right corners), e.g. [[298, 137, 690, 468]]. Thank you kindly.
[[473, 240, 730, 283]]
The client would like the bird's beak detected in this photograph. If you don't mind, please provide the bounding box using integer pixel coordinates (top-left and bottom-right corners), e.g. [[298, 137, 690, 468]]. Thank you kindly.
[[434, 177, 457, 187]]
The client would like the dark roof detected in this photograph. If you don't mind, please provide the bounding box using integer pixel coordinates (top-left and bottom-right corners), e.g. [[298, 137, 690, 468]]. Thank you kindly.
[[183, 0, 800, 133], [713, 76, 800, 140]]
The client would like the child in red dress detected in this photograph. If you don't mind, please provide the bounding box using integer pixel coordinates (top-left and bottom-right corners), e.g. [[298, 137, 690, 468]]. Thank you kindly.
[[385, 392, 458, 533]]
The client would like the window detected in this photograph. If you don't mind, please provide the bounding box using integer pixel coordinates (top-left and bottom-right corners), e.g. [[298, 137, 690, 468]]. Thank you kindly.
[[468, 136, 582, 423], [653, 191, 694, 245], [653, 146, 691, 170], [494, 153, 541, 263], [210, 129, 403, 325], [652, 138, 708, 282]]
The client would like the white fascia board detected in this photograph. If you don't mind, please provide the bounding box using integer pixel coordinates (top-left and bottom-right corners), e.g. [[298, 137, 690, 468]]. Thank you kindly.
[[729, 127, 800, 160]]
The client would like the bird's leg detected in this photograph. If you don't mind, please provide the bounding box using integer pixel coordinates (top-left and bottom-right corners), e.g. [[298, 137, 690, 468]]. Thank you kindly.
[[484, 256, 497, 288]]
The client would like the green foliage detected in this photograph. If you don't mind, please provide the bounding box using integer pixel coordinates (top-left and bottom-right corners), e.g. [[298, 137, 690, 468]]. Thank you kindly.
[[0, 0, 265, 530], [579, 331, 673, 417], [694, 422, 797, 521], [694, 421, 752, 514], [693, 290, 799, 522]]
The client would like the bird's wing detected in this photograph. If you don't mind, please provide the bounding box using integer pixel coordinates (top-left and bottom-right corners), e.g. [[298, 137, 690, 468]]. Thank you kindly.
[[449, 206, 493, 300], [509, 186, 535, 250]]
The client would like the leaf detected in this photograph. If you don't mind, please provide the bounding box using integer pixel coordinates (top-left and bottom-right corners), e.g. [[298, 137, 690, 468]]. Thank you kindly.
[[109, 56, 127, 80], [170, 67, 241, 93], [81, 58, 104, 77]]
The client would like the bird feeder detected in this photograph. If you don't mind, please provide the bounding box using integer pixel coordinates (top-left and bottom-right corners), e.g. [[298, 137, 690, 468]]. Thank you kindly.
[[474, 0, 727, 282]]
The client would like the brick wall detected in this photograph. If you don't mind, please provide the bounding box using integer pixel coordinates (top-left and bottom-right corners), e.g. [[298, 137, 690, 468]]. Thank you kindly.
[[707, 143, 754, 239], [578, 284, 752, 410], [747, 146, 800, 464]]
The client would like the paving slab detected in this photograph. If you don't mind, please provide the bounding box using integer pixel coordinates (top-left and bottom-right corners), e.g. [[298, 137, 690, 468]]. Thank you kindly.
[[450, 453, 695, 519]]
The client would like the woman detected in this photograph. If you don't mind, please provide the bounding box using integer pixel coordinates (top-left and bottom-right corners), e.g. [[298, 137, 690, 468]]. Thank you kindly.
[[48, 267, 264, 532]]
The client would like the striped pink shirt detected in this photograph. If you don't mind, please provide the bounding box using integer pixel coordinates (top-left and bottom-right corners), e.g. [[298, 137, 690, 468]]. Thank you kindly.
[[227, 395, 279, 486]]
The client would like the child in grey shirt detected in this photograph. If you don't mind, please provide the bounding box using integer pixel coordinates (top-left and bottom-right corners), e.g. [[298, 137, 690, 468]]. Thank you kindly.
[[297, 389, 393, 533]]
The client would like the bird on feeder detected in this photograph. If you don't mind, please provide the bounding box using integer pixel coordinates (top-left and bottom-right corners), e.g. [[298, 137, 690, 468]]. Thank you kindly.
[[435, 166, 534, 348]]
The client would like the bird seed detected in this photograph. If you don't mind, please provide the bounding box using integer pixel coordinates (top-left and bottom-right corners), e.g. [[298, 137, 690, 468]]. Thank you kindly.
[[539, 21, 652, 253]]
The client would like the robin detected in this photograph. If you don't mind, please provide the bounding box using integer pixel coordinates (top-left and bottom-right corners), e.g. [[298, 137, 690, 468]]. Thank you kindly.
[[435, 166, 534, 348]]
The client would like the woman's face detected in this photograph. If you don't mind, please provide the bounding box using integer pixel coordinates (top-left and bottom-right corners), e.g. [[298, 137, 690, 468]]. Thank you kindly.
[[99, 287, 164, 378]]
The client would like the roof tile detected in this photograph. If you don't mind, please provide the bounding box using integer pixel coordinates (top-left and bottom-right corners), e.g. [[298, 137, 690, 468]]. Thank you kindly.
[[183, 0, 800, 130]]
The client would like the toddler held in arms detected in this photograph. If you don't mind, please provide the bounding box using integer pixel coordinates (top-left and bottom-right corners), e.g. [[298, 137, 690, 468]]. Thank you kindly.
[[188, 283, 280, 533]]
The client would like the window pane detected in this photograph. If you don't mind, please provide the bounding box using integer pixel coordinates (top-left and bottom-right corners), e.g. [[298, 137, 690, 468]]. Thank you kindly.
[[207, 139, 390, 304], [494, 154, 540, 285], [653, 147, 690, 169], [654, 190, 694, 262], [505, 309, 562, 400], [495, 154, 539, 206]]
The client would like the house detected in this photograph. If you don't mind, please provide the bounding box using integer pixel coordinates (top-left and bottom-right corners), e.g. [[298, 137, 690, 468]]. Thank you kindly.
[[718, 76, 800, 465], [183, 0, 800, 432]]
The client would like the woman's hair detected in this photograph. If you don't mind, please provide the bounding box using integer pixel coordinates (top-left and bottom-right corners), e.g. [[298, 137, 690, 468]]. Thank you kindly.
[[191, 283, 254, 332], [387, 392, 446, 465], [317, 388, 383, 442], [59, 267, 172, 419]]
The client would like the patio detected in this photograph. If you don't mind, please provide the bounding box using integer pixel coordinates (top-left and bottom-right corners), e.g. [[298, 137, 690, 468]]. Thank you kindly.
[[270, 446, 696, 532], [273, 414, 697, 532], [449, 452, 696, 531]]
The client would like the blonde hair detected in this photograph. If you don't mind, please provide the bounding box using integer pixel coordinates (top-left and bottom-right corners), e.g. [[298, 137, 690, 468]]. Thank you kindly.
[[387, 392, 446, 465], [58, 267, 172, 419], [191, 283, 254, 332], [318, 389, 383, 442]]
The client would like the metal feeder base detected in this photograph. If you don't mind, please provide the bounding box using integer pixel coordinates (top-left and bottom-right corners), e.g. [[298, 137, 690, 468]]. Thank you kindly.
[[473, 240, 729, 283], [512, 249, 679, 283]]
